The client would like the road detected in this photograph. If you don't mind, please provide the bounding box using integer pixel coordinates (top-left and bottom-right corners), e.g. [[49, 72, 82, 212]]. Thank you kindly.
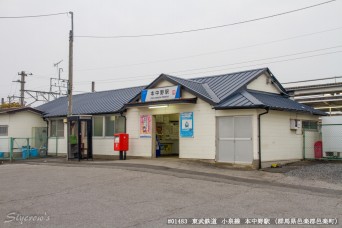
[[0, 162, 341, 227]]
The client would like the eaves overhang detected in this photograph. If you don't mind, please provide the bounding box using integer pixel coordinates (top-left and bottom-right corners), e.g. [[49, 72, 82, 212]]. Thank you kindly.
[[125, 98, 197, 108]]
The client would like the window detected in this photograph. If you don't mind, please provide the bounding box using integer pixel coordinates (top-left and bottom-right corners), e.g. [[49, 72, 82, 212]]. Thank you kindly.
[[0, 125, 8, 136], [105, 116, 115, 137], [302, 120, 318, 131], [50, 119, 64, 137], [93, 116, 104, 136], [94, 115, 126, 137], [115, 116, 126, 133]]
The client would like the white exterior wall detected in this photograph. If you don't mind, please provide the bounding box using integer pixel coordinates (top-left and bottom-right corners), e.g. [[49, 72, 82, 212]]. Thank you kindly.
[[127, 98, 216, 159], [247, 74, 280, 94], [47, 119, 67, 155], [93, 138, 116, 156], [47, 118, 124, 156], [126, 80, 216, 159], [261, 110, 319, 162], [48, 135, 67, 155], [48, 137, 120, 156], [0, 111, 46, 153], [0, 111, 46, 138]]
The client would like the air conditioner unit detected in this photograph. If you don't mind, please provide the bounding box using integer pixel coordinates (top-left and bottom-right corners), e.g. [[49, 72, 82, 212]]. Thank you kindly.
[[325, 151, 341, 158], [290, 119, 302, 130]]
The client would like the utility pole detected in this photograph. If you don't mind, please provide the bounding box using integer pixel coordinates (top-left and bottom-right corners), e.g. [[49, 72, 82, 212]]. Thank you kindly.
[[14, 71, 32, 106], [19, 71, 26, 106], [68, 11, 74, 117], [67, 11, 74, 161]]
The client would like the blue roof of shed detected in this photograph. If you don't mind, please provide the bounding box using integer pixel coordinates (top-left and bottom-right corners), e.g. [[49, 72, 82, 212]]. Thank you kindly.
[[36, 86, 145, 117]]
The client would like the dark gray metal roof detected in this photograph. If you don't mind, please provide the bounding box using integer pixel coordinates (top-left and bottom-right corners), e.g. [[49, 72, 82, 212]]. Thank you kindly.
[[37, 68, 325, 117], [36, 86, 145, 117], [164, 75, 219, 103], [191, 68, 275, 101], [215, 90, 326, 115]]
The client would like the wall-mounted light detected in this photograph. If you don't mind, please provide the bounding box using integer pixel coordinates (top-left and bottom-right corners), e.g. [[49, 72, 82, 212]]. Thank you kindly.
[[148, 105, 168, 109]]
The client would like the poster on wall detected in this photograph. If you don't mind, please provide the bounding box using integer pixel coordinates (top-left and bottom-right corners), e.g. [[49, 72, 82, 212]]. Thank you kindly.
[[180, 112, 194, 138], [140, 115, 152, 137]]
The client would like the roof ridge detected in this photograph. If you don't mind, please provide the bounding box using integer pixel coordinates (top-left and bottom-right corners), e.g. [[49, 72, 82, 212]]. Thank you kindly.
[[162, 74, 216, 104], [165, 74, 205, 85], [202, 83, 220, 103], [247, 89, 288, 97], [241, 91, 263, 105], [190, 67, 268, 80], [74, 85, 146, 96]]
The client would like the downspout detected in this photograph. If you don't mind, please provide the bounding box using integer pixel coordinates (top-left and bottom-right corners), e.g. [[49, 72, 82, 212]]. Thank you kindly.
[[258, 108, 269, 170], [43, 118, 49, 157], [120, 112, 126, 133]]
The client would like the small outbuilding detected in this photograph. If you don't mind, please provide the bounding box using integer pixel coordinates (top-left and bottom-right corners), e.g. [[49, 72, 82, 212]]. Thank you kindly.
[[0, 107, 47, 158]]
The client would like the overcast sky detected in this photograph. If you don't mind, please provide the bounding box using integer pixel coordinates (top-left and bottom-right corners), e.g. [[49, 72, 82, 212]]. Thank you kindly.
[[1, 0, 342, 105]]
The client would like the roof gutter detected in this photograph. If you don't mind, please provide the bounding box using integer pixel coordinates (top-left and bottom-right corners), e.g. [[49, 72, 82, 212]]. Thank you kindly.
[[258, 108, 269, 170]]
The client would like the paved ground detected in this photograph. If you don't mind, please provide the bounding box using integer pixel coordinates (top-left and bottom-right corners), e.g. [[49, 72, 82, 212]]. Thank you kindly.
[[0, 159, 341, 227]]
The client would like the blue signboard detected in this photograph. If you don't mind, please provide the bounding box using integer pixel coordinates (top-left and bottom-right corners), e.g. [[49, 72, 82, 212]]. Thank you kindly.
[[141, 85, 180, 102], [180, 112, 194, 138]]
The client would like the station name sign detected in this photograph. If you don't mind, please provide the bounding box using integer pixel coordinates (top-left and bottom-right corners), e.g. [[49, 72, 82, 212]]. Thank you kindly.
[[141, 85, 181, 102]]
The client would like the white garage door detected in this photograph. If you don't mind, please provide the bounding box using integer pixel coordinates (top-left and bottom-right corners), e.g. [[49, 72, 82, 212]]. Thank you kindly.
[[216, 116, 253, 164]]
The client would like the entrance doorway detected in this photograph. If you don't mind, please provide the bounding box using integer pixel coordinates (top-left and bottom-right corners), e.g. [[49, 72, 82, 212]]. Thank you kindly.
[[155, 114, 179, 157], [67, 116, 93, 160], [216, 116, 253, 164]]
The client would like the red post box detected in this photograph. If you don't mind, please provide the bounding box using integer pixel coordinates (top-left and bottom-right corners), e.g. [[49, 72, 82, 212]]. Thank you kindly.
[[114, 133, 129, 151], [314, 141, 323, 159]]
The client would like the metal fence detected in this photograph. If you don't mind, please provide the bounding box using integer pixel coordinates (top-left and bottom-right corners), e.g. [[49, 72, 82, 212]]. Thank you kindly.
[[0, 137, 48, 161], [303, 124, 342, 160]]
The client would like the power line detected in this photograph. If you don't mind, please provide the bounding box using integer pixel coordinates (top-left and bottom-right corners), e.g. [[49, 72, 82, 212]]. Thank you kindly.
[[73, 49, 342, 88], [0, 12, 69, 19], [178, 50, 342, 77], [73, 49, 342, 92], [74, 45, 342, 84], [74, 26, 342, 72], [75, 0, 337, 39], [168, 45, 342, 74]]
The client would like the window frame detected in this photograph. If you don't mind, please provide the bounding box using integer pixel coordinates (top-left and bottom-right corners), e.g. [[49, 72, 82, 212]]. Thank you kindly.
[[0, 125, 8, 136], [49, 119, 64, 137], [93, 115, 126, 138], [93, 116, 105, 137], [302, 120, 319, 131]]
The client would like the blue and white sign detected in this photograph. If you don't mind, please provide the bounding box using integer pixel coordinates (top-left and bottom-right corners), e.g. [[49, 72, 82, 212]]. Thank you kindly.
[[141, 85, 180, 102], [180, 112, 194, 138]]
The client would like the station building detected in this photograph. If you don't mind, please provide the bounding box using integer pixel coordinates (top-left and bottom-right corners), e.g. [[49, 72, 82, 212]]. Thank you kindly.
[[36, 68, 325, 168]]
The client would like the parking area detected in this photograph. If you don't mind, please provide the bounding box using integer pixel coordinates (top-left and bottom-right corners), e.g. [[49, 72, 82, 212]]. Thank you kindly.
[[0, 159, 341, 227]]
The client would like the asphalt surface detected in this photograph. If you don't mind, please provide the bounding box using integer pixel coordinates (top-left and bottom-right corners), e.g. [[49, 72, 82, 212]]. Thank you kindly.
[[0, 162, 341, 227]]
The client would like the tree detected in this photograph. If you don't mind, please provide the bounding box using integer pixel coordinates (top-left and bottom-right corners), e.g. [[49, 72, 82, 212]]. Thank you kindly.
[[0, 102, 21, 109]]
